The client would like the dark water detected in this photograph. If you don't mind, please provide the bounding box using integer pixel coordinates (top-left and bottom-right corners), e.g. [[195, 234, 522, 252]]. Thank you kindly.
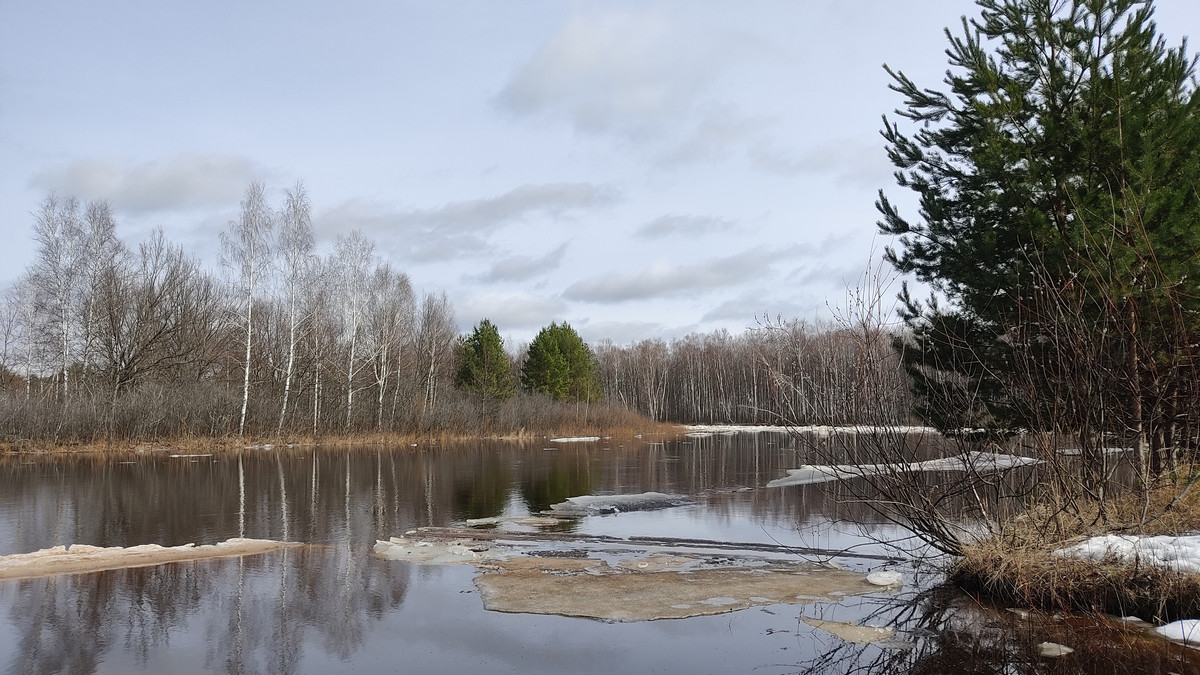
[[0, 432, 1196, 674]]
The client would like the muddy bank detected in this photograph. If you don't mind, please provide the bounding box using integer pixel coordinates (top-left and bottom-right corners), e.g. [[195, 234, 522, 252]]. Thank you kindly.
[[0, 538, 303, 580]]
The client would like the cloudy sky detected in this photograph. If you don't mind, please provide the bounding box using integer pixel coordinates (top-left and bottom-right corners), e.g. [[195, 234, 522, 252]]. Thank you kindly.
[[4, 1, 1199, 345]]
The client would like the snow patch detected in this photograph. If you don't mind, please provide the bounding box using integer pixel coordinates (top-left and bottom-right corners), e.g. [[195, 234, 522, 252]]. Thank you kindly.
[[1157, 619, 1200, 644], [1055, 534, 1200, 574]]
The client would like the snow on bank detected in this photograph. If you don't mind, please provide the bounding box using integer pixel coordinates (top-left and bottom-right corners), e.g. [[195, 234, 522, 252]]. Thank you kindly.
[[767, 451, 1040, 487], [1055, 534, 1200, 574], [0, 538, 302, 580], [1157, 619, 1200, 644], [549, 436, 601, 443]]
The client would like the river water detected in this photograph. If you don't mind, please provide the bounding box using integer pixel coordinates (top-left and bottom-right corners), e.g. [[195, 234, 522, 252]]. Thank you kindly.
[[0, 431, 1196, 674]]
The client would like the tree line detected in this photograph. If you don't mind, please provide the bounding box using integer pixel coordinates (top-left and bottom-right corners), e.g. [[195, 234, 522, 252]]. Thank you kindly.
[[0, 183, 464, 441], [0, 182, 913, 444]]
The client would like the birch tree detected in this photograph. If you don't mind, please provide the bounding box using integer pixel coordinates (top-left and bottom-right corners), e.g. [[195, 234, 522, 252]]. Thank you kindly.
[[29, 195, 86, 398], [275, 182, 316, 435], [331, 230, 375, 432], [221, 182, 275, 436]]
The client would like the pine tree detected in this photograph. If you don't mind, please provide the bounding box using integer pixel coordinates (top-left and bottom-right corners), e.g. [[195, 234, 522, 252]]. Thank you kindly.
[[879, 0, 1200, 469], [456, 319, 516, 401], [521, 322, 601, 402]]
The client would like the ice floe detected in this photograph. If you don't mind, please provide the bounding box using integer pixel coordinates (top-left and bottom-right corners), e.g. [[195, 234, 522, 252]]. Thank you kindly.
[[1037, 642, 1075, 657], [767, 451, 1040, 487], [866, 570, 903, 587], [0, 538, 301, 580], [685, 424, 936, 436], [548, 491, 695, 515], [549, 436, 601, 443], [373, 531, 895, 622], [803, 617, 896, 644]]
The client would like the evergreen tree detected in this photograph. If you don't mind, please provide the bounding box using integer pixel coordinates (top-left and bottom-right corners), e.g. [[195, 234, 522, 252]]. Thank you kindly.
[[879, 0, 1200, 467], [521, 322, 601, 401], [455, 319, 516, 400]]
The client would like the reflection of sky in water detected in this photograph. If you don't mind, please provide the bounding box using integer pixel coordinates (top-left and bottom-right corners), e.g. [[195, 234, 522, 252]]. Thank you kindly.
[[0, 433, 1178, 673]]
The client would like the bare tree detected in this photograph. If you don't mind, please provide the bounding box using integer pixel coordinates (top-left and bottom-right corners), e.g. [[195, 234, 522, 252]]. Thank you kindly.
[[274, 182, 316, 435], [29, 194, 86, 399], [414, 292, 456, 417], [364, 263, 414, 431], [331, 230, 375, 432], [221, 182, 276, 437]]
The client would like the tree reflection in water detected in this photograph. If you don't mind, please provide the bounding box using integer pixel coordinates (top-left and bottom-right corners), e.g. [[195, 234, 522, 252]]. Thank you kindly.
[[2, 434, 1199, 673], [3, 547, 411, 675]]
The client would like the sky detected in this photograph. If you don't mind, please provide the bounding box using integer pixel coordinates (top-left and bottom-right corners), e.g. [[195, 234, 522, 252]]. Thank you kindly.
[[4, 1, 1200, 346]]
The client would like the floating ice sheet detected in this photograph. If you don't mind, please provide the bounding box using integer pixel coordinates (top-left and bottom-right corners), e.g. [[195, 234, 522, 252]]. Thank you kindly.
[[548, 491, 695, 515], [0, 538, 301, 580], [767, 451, 1040, 487], [549, 436, 601, 443], [373, 534, 892, 621]]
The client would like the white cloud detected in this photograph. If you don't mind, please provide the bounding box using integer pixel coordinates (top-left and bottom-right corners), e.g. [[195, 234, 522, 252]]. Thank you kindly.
[[30, 154, 269, 214], [563, 247, 791, 303], [496, 9, 726, 140], [316, 183, 613, 262], [456, 290, 567, 332]]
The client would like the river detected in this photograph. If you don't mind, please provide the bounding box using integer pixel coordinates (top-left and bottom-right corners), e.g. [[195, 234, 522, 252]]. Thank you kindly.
[[0, 430, 1195, 673]]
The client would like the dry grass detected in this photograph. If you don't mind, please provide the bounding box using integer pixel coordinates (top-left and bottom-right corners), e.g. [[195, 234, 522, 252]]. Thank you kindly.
[[0, 422, 685, 455], [951, 475, 1200, 622]]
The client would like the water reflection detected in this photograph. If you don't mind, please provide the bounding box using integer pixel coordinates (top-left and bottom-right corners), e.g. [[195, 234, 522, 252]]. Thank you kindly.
[[0, 433, 1190, 673]]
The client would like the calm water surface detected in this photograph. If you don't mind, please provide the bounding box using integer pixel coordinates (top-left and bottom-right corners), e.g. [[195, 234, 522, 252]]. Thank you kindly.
[[1, 432, 1196, 674]]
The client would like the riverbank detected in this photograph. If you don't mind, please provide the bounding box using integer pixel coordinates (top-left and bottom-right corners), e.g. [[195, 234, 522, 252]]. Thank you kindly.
[[0, 421, 684, 455], [950, 478, 1200, 623]]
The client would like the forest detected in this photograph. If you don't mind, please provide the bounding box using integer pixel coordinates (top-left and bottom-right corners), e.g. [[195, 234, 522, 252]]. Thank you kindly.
[[0, 184, 910, 445]]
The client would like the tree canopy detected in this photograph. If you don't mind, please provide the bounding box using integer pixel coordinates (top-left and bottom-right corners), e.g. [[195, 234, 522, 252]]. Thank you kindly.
[[455, 319, 516, 401], [520, 322, 601, 402], [879, 0, 1200, 468]]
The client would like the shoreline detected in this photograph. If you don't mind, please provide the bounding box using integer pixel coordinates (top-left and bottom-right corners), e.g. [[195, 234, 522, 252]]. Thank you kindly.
[[0, 423, 686, 455]]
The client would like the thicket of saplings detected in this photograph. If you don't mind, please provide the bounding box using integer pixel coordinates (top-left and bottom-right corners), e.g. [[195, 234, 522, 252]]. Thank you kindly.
[[0, 187, 913, 447]]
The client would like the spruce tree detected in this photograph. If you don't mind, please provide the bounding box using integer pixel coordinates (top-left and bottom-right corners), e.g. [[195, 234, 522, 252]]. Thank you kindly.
[[880, 0, 1200, 467]]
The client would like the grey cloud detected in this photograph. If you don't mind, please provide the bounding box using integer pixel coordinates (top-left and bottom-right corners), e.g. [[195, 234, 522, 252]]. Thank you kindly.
[[700, 294, 818, 325], [457, 291, 567, 331], [30, 154, 268, 214], [636, 214, 734, 239], [564, 247, 794, 303], [316, 183, 613, 262], [496, 9, 722, 140], [475, 243, 568, 283], [576, 320, 689, 346]]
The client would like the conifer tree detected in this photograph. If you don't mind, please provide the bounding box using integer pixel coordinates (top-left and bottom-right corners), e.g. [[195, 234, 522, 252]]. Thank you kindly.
[[456, 319, 516, 401], [521, 322, 601, 402], [879, 0, 1200, 470]]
